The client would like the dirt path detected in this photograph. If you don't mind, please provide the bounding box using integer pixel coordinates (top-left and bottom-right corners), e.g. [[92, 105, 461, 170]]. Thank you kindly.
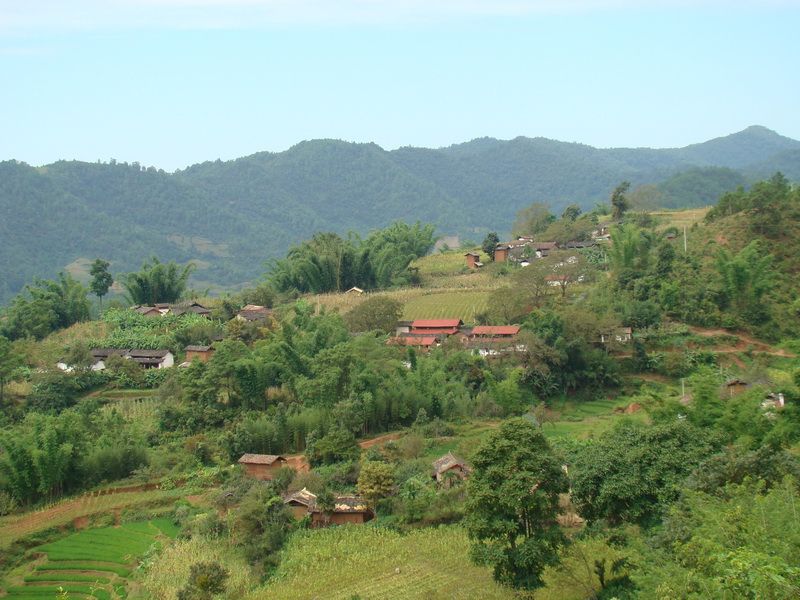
[[689, 326, 795, 358]]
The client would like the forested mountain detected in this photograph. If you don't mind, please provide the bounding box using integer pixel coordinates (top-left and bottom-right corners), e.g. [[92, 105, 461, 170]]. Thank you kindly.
[[1, 125, 798, 304]]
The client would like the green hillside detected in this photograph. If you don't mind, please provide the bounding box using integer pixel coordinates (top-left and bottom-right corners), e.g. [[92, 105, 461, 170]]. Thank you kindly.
[[1, 125, 798, 304]]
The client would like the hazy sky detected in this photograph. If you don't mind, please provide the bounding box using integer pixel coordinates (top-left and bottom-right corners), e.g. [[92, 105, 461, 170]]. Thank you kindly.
[[1, 1, 798, 170]]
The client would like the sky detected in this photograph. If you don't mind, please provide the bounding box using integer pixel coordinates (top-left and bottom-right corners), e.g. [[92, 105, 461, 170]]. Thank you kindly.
[[1, 1, 799, 171]]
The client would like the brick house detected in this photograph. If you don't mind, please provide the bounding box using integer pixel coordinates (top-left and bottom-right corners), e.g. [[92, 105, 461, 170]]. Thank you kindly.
[[238, 454, 288, 480]]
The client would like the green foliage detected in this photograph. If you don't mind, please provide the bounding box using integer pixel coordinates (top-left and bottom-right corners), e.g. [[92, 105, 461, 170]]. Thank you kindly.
[[570, 420, 718, 526], [343, 296, 403, 334], [177, 561, 229, 600], [305, 427, 360, 467], [611, 181, 630, 221], [89, 258, 113, 309], [269, 222, 434, 294], [715, 240, 774, 324], [482, 232, 500, 261], [357, 461, 396, 506], [121, 256, 195, 305], [1, 273, 90, 340], [465, 418, 569, 589], [512, 202, 555, 237], [0, 335, 24, 402]]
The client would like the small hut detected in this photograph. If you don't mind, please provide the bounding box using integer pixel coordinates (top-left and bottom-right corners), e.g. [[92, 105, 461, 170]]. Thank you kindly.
[[432, 452, 471, 487], [238, 454, 288, 480]]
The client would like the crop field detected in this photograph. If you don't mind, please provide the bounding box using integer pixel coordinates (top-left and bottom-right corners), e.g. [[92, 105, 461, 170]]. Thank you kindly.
[[100, 397, 164, 428], [2, 520, 178, 600], [401, 290, 492, 321], [0, 488, 186, 548], [250, 526, 515, 600], [650, 207, 710, 230]]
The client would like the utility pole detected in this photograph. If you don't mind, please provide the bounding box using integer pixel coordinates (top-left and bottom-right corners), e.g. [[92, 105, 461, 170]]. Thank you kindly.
[[683, 226, 688, 254]]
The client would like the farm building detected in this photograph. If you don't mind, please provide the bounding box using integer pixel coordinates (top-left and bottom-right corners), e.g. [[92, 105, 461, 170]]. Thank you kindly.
[[236, 304, 273, 323], [185, 344, 214, 363], [283, 489, 373, 526], [238, 453, 288, 480], [345, 286, 365, 295], [387, 336, 439, 352], [58, 348, 173, 371], [126, 349, 174, 369], [464, 252, 483, 269], [598, 327, 633, 345], [169, 301, 212, 318], [132, 305, 162, 317], [494, 245, 510, 262], [284, 487, 318, 519], [410, 319, 463, 336], [724, 378, 749, 398], [432, 452, 471, 487]]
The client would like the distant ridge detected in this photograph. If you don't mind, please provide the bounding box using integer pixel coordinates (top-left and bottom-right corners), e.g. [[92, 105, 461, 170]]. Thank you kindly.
[[1, 126, 798, 304]]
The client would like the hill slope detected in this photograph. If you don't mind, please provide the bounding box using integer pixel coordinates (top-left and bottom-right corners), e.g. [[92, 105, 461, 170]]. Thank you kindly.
[[1, 126, 798, 304]]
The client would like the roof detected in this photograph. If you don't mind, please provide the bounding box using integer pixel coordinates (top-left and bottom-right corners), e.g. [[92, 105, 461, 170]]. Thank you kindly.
[[534, 242, 559, 250], [238, 453, 286, 465], [237, 309, 272, 321], [410, 327, 459, 335], [133, 306, 160, 315], [726, 378, 748, 386], [565, 240, 595, 248], [545, 274, 569, 282], [284, 487, 317, 507], [471, 325, 520, 336], [345, 287, 364, 294], [312, 495, 372, 514], [389, 336, 438, 347], [464, 252, 480, 257], [411, 319, 463, 328], [127, 349, 171, 358], [90, 348, 130, 359], [185, 345, 213, 352], [432, 452, 469, 475], [241, 304, 270, 312]]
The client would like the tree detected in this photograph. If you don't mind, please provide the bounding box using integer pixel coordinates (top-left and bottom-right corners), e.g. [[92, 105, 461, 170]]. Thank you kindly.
[[89, 258, 113, 315], [465, 418, 569, 589], [482, 232, 500, 261], [177, 562, 229, 600], [305, 427, 360, 466], [512, 203, 555, 237], [610, 181, 631, 221], [344, 297, 403, 334], [0, 336, 23, 403], [570, 420, 717, 526], [357, 460, 396, 506], [561, 204, 582, 222], [121, 257, 194, 305]]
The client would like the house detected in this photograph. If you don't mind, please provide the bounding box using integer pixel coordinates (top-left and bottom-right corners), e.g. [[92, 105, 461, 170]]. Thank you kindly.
[[469, 325, 521, 339], [310, 495, 374, 527], [387, 336, 439, 352], [132, 305, 162, 317], [238, 454, 288, 480], [464, 252, 483, 269], [345, 287, 364, 295], [565, 240, 595, 249], [532, 242, 559, 258], [236, 304, 273, 323], [57, 347, 127, 372], [126, 349, 174, 369], [432, 452, 471, 487], [725, 378, 749, 398], [284, 487, 318, 519], [409, 319, 463, 336], [395, 320, 413, 336], [283, 488, 373, 526], [169, 302, 212, 318], [185, 345, 214, 363], [598, 327, 633, 345], [761, 393, 786, 412], [494, 245, 510, 263]]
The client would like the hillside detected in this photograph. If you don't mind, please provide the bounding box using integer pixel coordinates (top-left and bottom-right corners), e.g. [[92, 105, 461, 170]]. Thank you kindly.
[[1, 125, 799, 304]]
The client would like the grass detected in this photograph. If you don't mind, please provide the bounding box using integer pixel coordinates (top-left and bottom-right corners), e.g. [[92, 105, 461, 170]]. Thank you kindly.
[[24, 574, 112, 584], [649, 207, 710, 230], [35, 564, 132, 578], [36, 524, 163, 564], [4, 585, 111, 599], [249, 526, 516, 600]]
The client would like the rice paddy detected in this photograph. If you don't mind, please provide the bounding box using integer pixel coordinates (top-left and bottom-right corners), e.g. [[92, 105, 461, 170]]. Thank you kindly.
[[2, 520, 179, 600]]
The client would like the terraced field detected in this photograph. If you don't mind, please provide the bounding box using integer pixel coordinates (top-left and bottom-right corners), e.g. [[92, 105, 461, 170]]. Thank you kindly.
[[0, 487, 186, 549], [401, 290, 492, 322], [2, 520, 179, 600]]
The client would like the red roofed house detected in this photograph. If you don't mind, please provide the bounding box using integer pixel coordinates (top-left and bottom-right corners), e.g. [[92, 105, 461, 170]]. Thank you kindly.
[[238, 454, 288, 480], [410, 319, 463, 336], [470, 325, 521, 338]]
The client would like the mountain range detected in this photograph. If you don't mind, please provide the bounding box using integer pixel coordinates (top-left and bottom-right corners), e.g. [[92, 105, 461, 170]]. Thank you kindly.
[[1, 125, 799, 304]]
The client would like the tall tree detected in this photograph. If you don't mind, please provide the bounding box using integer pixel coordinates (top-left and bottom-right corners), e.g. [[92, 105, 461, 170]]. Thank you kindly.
[[561, 204, 582, 222], [121, 257, 194, 305], [482, 232, 500, 261], [89, 258, 113, 315], [465, 418, 569, 589], [512, 203, 555, 237], [610, 181, 631, 221]]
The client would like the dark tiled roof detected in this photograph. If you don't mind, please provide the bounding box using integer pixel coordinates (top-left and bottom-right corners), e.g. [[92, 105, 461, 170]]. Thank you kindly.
[[185, 345, 213, 352]]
